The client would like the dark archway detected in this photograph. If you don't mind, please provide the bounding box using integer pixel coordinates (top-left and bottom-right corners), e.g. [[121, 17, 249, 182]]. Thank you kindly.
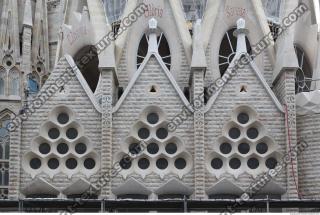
[[74, 45, 100, 92]]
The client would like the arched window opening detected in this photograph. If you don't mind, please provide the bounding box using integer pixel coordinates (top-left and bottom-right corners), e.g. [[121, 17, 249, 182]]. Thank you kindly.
[[137, 32, 171, 70], [74, 46, 100, 92], [0, 115, 10, 199], [294, 45, 313, 93], [28, 72, 40, 95], [0, 69, 5, 95], [9, 70, 20, 96], [219, 27, 251, 76]]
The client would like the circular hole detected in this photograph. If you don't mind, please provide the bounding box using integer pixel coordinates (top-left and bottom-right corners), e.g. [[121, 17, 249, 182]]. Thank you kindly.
[[229, 127, 240, 139], [247, 127, 259, 139], [119, 157, 132, 169], [57, 113, 69, 125], [174, 158, 186, 169], [129, 143, 142, 155], [220, 143, 232, 154], [147, 143, 159, 154], [211, 158, 223, 169], [48, 128, 60, 140], [237, 113, 249, 124], [238, 143, 250, 154], [256, 142, 268, 154], [39, 143, 51, 155], [138, 158, 150, 170], [75, 143, 87, 154], [138, 128, 150, 139], [84, 158, 96, 169], [156, 128, 168, 139], [266, 157, 277, 169], [6, 61, 12, 67], [229, 158, 241, 169], [147, 113, 159, 124], [66, 128, 78, 140], [37, 67, 41, 72], [156, 158, 168, 170], [165, 143, 177, 155], [247, 158, 259, 169], [66, 158, 77, 169], [48, 158, 59, 169], [57, 143, 69, 154], [30, 158, 41, 169]]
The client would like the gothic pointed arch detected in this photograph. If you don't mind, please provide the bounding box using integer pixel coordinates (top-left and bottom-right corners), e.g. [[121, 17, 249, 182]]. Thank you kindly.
[[0, 67, 6, 95], [218, 27, 251, 76], [8, 68, 20, 96], [294, 44, 313, 93], [73, 45, 100, 92], [137, 30, 171, 70]]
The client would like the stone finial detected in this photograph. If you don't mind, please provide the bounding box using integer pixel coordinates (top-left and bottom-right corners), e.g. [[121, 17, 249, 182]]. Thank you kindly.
[[147, 18, 159, 54], [234, 18, 249, 54]]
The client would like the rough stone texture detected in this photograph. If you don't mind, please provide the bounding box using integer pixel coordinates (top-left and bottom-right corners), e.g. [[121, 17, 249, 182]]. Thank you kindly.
[[112, 56, 194, 197], [297, 114, 320, 199], [205, 63, 287, 193], [17, 57, 102, 197]]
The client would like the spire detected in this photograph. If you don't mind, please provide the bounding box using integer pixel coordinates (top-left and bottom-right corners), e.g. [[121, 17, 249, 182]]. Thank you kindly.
[[234, 18, 249, 54], [23, 0, 33, 27]]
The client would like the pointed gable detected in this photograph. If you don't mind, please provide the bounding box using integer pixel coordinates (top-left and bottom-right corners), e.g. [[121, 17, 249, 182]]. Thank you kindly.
[[113, 52, 192, 113], [112, 178, 151, 196], [205, 54, 283, 114], [21, 178, 60, 196], [62, 178, 98, 195], [155, 178, 193, 196], [206, 178, 244, 196]]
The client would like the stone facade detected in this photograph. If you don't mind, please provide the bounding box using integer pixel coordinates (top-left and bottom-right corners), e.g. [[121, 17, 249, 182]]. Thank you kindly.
[[0, 0, 320, 209]]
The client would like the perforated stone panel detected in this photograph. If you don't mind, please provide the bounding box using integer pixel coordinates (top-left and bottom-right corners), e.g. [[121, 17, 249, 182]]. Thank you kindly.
[[22, 106, 100, 178], [114, 106, 193, 179], [206, 105, 281, 178]]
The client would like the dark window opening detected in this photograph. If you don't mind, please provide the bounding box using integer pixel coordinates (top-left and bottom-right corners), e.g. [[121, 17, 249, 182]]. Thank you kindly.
[[147, 113, 159, 125], [294, 45, 313, 93], [147, 143, 159, 154], [219, 27, 251, 76], [138, 128, 150, 139], [156, 158, 168, 170], [118, 87, 124, 99], [150, 85, 157, 93], [156, 128, 168, 139], [211, 158, 223, 169], [229, 158, 241, 169], [238, 143, 250, 154], [74, 45, 100, 92], [183, 87, 190, 102], [165, 143, 177, 155], [229, 127, 240, 139], [220, 143, 232, 154], [137, 33, 171, 70], [57, 143, 69, 154], [138, 158, 150, 170]]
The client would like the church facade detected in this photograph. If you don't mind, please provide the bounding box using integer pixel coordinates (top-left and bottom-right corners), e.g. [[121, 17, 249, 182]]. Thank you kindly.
[[0, 0, 320, 212]]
